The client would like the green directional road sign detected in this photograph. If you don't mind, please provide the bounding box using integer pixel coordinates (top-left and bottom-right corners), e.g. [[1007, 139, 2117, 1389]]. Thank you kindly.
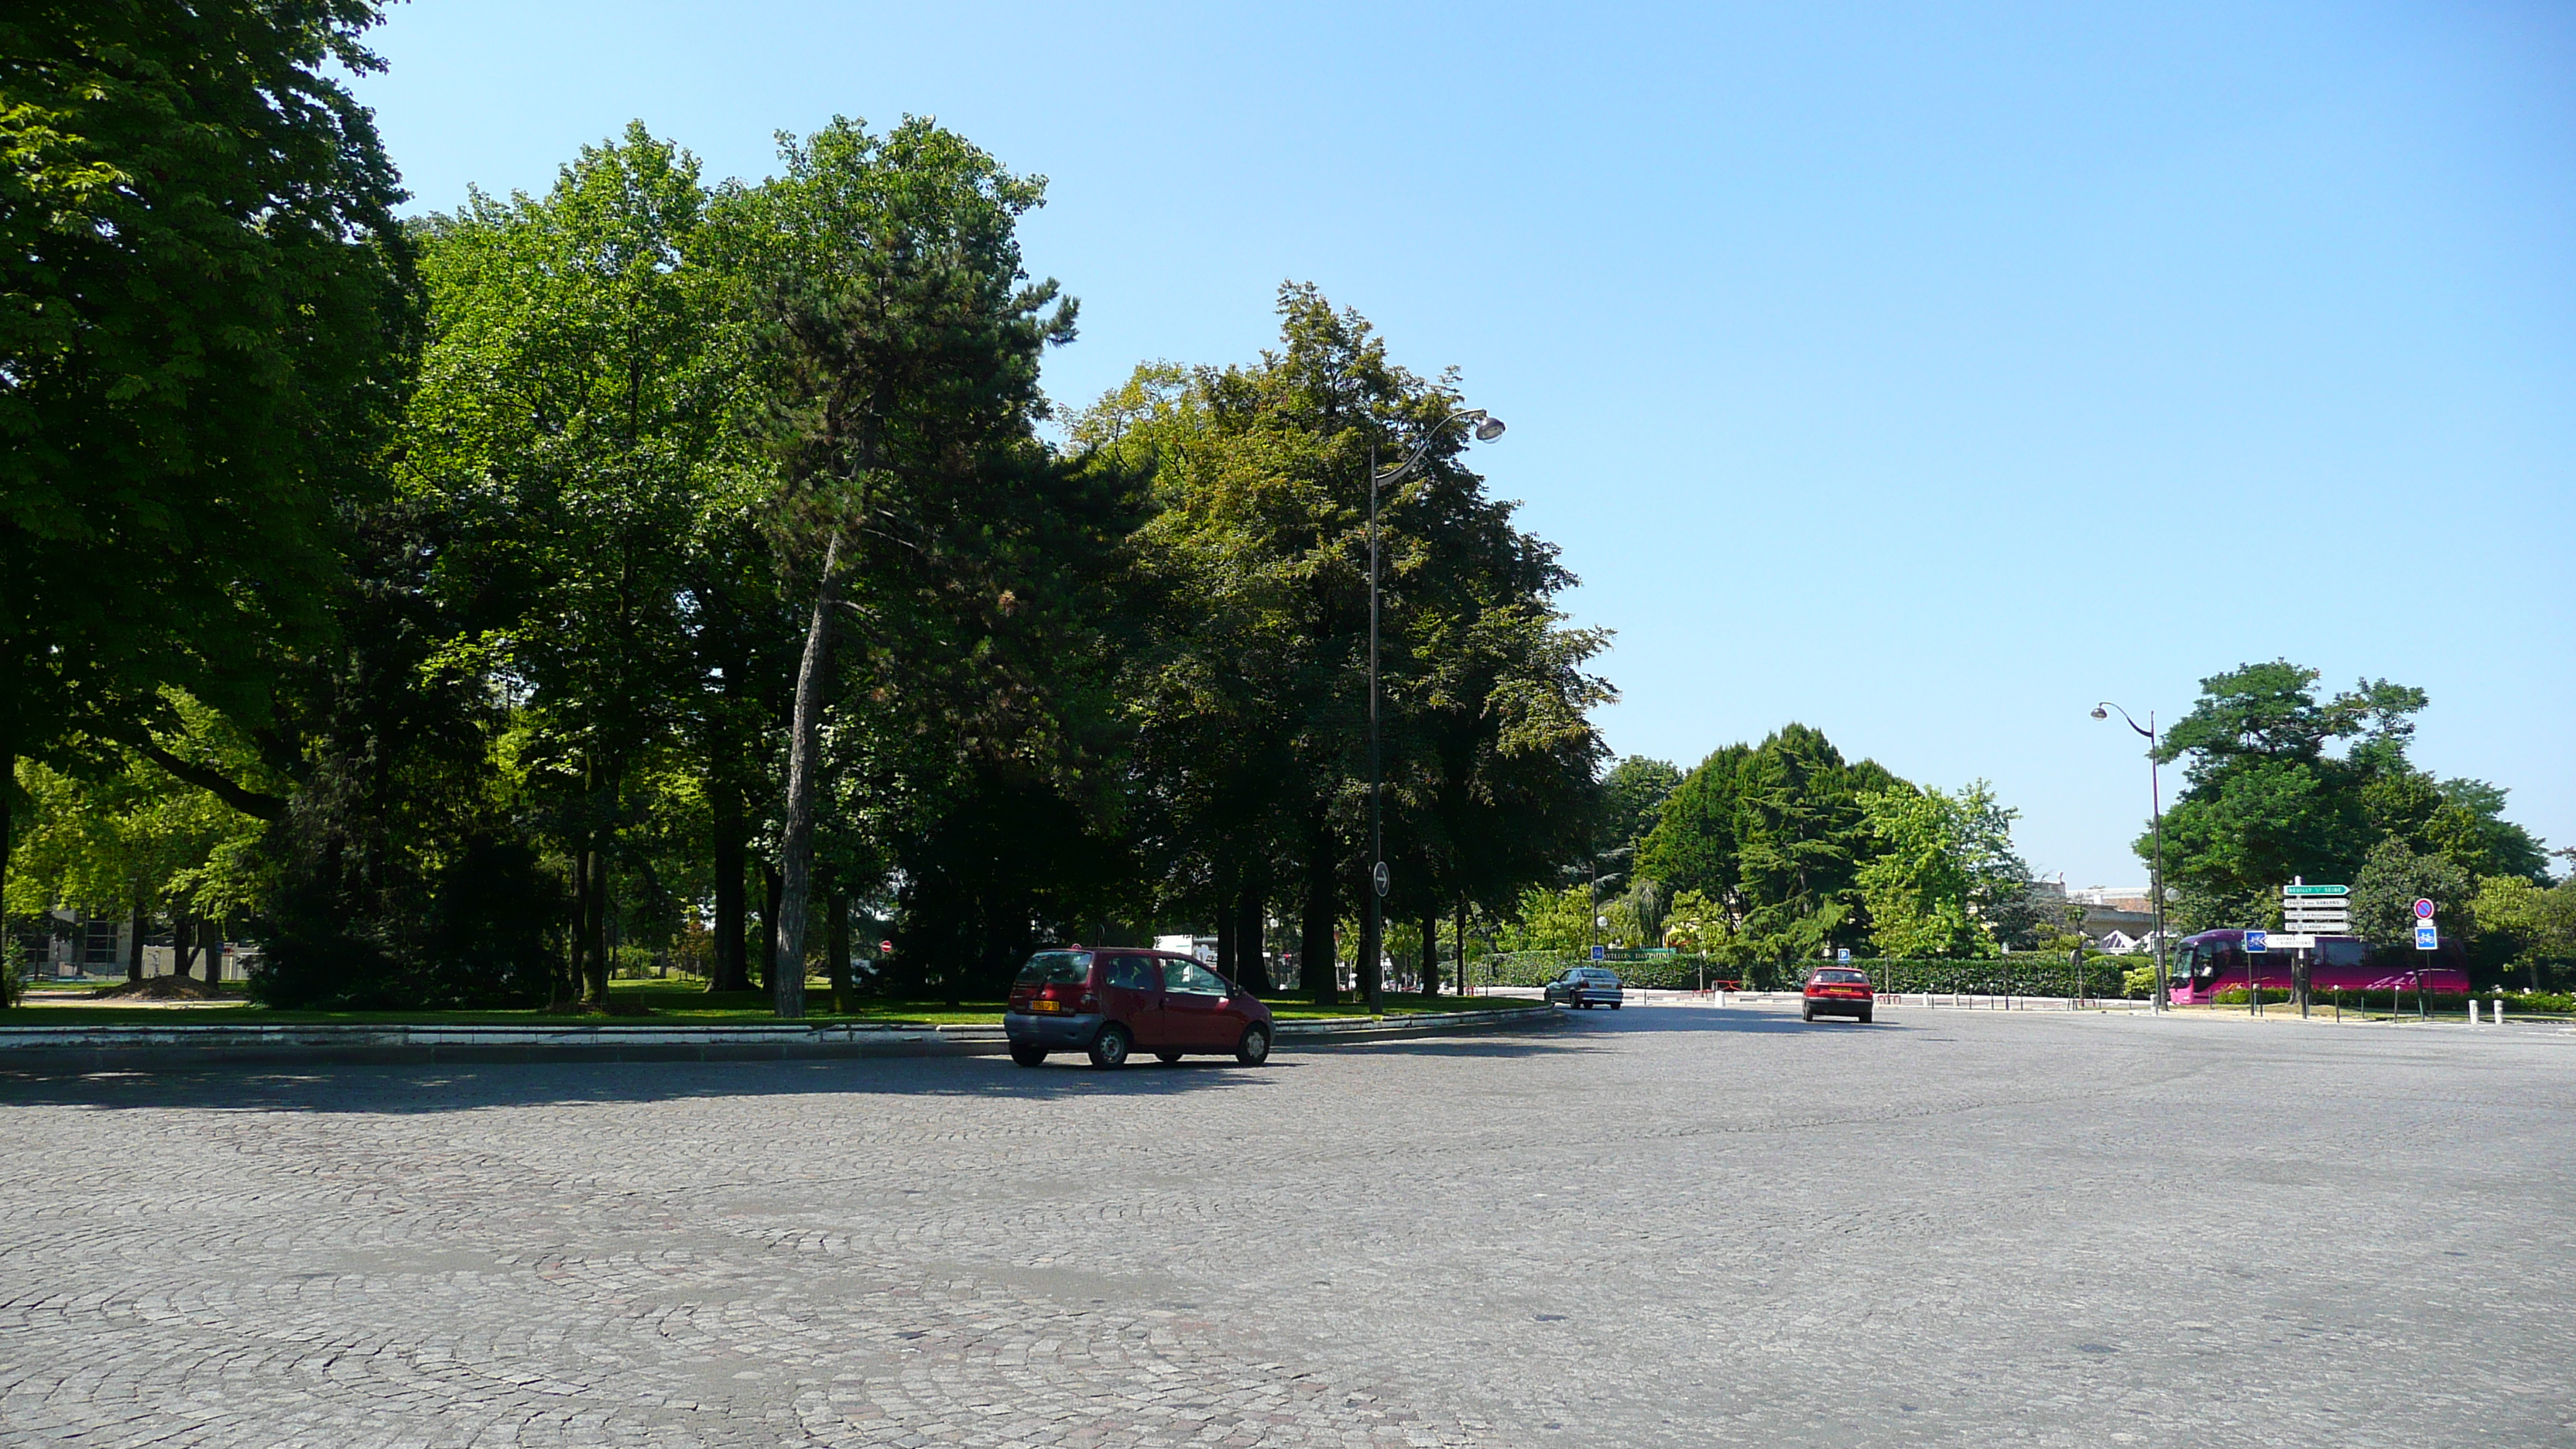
[[2283, 884, 2349, 896]]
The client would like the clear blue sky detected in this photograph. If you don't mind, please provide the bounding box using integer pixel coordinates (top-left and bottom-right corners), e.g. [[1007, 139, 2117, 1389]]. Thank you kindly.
[[355, 0, 2574, 887]]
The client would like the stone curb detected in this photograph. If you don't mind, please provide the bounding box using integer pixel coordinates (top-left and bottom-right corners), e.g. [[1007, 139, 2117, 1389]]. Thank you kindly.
[[0, 1005, 1560, 1074]]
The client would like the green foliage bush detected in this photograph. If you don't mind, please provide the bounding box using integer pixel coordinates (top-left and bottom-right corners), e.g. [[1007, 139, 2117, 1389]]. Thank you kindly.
[[1476, 951, 2140, 997], [2494, 990, 2576, 1015], [252, 835, 561, 1009], [1478, 952, 1773, 990]]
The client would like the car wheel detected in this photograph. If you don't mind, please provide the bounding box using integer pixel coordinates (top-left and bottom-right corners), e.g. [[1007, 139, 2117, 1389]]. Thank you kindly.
[[1154, 1050, 1184, 1064], [1859, 1008, 1874, 1024], [1235, 1024, 1272, 1066], [1611, 1001, 1622, 1010], [1802, 1004, 1815, 1022], [1088, 1023, 1132, 1070], [1009, 1043, 1047, 1067]]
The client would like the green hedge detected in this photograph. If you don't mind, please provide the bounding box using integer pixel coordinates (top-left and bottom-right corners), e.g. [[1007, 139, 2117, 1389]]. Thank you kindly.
[[1474, 952, 2142, 998], [1473, 954, 1793, 985]]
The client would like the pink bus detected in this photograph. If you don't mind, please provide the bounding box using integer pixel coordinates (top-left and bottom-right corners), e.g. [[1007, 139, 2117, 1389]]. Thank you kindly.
[[2167, 929, 2468, 1005]]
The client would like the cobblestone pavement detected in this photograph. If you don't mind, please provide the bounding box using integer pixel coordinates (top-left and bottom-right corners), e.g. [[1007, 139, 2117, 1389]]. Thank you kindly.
[[4, 1004, 2571, 1447]]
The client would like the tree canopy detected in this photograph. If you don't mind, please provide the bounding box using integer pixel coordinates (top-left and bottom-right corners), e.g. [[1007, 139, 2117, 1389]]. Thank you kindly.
[[2149, 662, 2548, 936], [1, 0, 413, 890]]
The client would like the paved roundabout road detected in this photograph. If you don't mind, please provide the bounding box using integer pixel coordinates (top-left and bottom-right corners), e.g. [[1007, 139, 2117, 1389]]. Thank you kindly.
[[3, 1002, 2571, 1447]]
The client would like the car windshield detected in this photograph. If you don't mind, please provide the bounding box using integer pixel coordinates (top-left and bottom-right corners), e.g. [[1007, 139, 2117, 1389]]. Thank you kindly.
[[1814, 969, 1868, 984], [1014, 951, 1091, 986]]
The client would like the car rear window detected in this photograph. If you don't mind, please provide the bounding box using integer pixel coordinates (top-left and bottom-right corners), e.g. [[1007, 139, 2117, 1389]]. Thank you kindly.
[[1814, 968, 1868, 984], [1015, 951, 1092, 986]]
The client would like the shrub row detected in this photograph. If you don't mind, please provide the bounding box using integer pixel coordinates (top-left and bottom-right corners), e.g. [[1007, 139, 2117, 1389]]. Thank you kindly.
[[1471, 951, 2144, 997]]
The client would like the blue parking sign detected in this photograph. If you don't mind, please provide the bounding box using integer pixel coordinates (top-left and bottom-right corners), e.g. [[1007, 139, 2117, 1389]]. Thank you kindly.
[[2414, 923, 2438, 951], [1590, 944, 1605, 961]]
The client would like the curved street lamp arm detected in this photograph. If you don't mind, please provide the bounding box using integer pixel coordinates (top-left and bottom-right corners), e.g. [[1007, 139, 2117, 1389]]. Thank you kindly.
[[2093, 700, 2155, 743], [1372, 408, 1495, 490]]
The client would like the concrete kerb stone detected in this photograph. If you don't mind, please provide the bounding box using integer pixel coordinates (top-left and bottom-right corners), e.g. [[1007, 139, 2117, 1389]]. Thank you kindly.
[[0, 1005, 1558, 1074]]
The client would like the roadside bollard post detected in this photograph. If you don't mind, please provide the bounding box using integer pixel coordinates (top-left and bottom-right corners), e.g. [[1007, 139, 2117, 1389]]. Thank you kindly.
[[2496, 998, 2505, 1024]]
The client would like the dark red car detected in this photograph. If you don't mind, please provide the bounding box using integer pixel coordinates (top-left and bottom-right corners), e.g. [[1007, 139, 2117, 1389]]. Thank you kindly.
[[1801, 966, 1875, 1023], [1005, 948, 1275, 1069]]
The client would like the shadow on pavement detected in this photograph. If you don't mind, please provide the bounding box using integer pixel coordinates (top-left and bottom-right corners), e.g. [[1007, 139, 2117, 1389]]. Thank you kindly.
[[0, 1025, 1577, 1112], [1543, 1002, 1914, 1036]]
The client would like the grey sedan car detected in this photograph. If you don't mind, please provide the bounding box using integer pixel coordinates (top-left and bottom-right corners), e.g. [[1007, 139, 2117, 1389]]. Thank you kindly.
[[1544, 967, 1625, 1009]]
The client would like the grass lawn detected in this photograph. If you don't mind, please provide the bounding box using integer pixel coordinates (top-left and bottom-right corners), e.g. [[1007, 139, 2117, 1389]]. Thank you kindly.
[[4, 978, 1541, 1028]]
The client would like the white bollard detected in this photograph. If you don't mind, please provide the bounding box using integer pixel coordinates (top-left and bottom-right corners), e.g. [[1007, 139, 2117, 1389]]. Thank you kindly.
[[2496, 998, 2506, 1024]]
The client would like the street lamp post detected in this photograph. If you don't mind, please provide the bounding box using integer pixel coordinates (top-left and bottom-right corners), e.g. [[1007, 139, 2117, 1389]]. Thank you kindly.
[[1364, 407, 1505, 1014], [2091, 702, 2167, 1013]]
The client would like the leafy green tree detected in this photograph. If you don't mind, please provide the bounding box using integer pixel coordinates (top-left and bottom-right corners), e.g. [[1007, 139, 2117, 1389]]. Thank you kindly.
[[9, 745, 265, 983], [0, 0, 415, 906], [1081, 286, 1605, 1005], [1594, 755, 1680, 864], [1494, 884, 1594, 952], [1640, 724, 1899, 963], [740, 116, 1123, 1013], [2150, 662, 2421, 928], [403, 124, 747, 1005], [2349, 837, 2473, 946], [2149, 662, 2546, 931], [2470, 872, 2576, 989], [1854, 779, 2027, 958]]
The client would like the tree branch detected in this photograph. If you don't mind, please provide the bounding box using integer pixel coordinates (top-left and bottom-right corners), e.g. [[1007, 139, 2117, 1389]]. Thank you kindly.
[[131, 742, 292, 820]]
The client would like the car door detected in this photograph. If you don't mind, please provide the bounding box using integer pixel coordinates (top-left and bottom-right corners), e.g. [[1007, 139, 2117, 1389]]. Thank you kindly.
[[1101, 954, 1165, 1046], [1160, 957, 1237, 1049]]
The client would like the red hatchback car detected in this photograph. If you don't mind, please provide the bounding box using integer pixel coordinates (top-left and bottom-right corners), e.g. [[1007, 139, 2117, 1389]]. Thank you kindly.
[[1802, 966, 1875, 1023], [1005, 948, 1276, 1069]]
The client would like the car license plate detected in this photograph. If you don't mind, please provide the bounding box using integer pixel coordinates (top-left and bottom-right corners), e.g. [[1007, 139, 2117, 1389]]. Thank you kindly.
[[1030, 999, 1064, 1012]]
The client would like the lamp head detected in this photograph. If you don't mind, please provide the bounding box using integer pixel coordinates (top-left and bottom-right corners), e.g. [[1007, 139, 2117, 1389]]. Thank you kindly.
[[1474, 415, 1506, 441], [2090, 706, 2109, 721]]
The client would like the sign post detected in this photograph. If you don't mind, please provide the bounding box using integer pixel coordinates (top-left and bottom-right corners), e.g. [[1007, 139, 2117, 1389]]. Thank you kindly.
[[2412, 901, 2437, 1019], [2276, 881, 2351, 1019]]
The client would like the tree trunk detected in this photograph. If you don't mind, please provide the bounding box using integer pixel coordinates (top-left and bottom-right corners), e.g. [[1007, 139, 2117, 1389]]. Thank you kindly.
[[1300, 820, 1338, 1006], [562, 845, 590, 1009], [1237, 887, 1268, 995], [709, 765, 748, 993], [1357, 889, 1382, 1009], [1454, 896, 1468, 997], [759, 861, 782, 993], [770, 532, 841, 1020], [1215, 902, 1238, 989], [1421, 910, 1440, 999], [172, 916, 195, 982], [584, 844, 611, 1005], [126, 898, 146, 984], [827, 886, 852, 1015]]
